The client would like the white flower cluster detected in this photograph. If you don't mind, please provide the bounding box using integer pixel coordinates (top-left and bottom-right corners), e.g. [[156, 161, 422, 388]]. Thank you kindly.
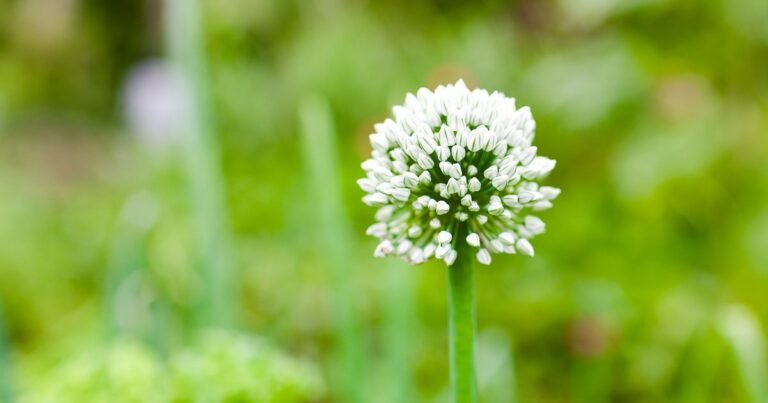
[[359, 80, 559, 266]]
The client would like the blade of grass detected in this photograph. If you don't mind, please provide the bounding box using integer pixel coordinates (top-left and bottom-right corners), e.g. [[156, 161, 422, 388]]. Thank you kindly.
[[164, 0, 235, 328], [298, 95, 364, 403], [104, 193, 157, 337], [0, 101, 11, 402], [104, 193, 170, 356], [378, 89, 417, 403], [508, 345, 519, 403], [0, 304, 13, 402], [570, 357, 612, 403], [476, 330, 518, 403], [718, 305, 768, 403], [674, 326, 723, 403], [383, 260, 416, 403]]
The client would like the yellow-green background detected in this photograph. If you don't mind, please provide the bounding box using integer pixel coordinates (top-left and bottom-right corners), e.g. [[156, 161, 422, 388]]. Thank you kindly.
[[0, 0, 767, 402]]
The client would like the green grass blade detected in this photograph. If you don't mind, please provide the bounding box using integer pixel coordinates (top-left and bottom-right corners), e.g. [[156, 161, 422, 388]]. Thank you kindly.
[[0, 304, 13, 402], [476, 330, 518, 403], [674, 327, 724, 403], [718, 305, 768, 403], [104, 194, 157, 337], [164, 0, 235, 328], [383, 260, 416, 402], [103, 193, 172, 356], [298, 94, 364, 403]]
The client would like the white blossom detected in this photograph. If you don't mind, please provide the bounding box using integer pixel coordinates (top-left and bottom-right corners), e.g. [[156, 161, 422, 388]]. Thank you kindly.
[[437, 231, 453, 244], [359, 80, 559, 265], [476, 248, 492, 265]]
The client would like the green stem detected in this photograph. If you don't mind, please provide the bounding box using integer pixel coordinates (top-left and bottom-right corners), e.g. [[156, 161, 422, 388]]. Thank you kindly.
[[448, 232, 477, 403]]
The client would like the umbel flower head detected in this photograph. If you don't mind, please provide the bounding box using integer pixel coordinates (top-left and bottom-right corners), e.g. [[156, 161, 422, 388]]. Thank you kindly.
[[358, 80, 560, 266]]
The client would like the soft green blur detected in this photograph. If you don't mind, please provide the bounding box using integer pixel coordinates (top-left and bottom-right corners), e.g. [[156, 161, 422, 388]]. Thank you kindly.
[[1, 0, 767, 402]]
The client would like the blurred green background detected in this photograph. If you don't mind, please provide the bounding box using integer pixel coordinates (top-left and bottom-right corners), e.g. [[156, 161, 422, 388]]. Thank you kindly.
[[1, 0, 767, 402]]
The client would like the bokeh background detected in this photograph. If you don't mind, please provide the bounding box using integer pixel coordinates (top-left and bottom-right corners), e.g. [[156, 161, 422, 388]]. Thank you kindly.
[[1, 0, 767, 402]]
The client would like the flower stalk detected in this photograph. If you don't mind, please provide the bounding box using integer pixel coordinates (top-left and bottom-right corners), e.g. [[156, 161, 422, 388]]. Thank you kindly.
[[448, 229, 477, 403]]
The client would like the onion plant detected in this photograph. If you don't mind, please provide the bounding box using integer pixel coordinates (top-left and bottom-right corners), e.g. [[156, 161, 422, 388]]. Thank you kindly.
[[359, 80, 559, 402]]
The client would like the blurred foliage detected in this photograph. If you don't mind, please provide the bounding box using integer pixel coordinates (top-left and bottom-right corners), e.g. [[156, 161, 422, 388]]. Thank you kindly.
[[0, 0, 767, 402], [18, 330, 324, 403]]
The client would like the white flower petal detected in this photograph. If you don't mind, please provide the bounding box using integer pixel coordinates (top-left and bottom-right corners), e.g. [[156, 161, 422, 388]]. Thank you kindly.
[[437, 230, 453, 244], [436, 201, 450, 215], [366, 223, 388, 237], [444, 249, 457, 265], [516, 238, 535, 256], [468, 177, 481, 192], [466, 233, 480, 247], [476, 248, 491, 265], [374, 240, 394, 257]]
